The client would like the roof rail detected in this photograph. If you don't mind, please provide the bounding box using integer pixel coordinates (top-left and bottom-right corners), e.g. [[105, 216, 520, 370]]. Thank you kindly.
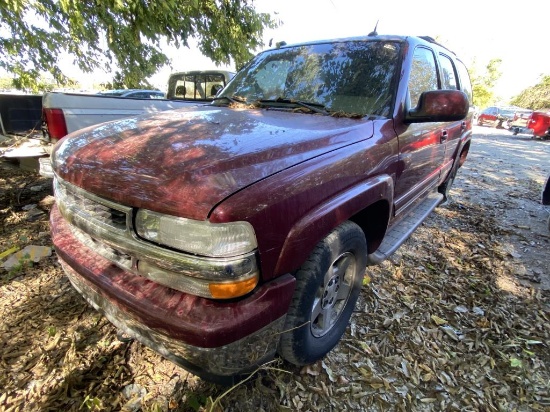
[[418, 36, 456, 55]]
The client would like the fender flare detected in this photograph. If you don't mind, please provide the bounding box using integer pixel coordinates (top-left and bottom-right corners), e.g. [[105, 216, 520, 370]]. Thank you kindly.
[[274, 175, 393, 276]]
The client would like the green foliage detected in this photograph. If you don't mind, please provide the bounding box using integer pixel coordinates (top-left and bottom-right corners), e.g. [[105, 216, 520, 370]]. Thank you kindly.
[[510, 75, 550, 110], [0, 0, 277, 90], [469, 58, 502, 108], [7, 253, 33, 278], [81, 394, 102, 411], [0, 76, 15, 91], [187, 392, 207, 411]]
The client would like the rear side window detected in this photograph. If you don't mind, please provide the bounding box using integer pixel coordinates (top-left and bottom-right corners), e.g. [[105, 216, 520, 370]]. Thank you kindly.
[[455, 60, 473, 102], [439, 54, 458, 90], [167, 73, 227, 100], [408, 47, 438, 107]]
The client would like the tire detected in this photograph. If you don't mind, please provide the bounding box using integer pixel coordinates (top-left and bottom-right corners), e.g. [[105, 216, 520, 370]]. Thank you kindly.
[[278, 221, 367, 366]]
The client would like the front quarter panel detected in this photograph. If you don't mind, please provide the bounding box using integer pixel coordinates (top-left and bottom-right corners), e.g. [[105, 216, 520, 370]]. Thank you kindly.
[[210, 119, 398, 280]]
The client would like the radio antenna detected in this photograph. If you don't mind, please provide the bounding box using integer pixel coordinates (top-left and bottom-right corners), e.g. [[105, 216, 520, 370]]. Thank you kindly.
[[368, 20, 379, 36]]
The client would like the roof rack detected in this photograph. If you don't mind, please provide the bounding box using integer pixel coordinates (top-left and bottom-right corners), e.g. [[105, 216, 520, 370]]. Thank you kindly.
[[418, 36, 456, 55]]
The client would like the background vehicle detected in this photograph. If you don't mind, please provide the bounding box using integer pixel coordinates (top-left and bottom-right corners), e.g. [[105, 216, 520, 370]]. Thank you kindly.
[[477, 106, 515, 128], [510, 108, 533, 135], [527, 110, 550, 140], [39, 70, 235, 176], [42, 70, 235, 144], [49, 34, 472, 383], [96, 89, 166, 99], [167, 70, 235, 101]]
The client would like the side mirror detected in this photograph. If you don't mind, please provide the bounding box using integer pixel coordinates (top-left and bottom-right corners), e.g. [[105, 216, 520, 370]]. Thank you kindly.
[[405, 90, 469, 123]]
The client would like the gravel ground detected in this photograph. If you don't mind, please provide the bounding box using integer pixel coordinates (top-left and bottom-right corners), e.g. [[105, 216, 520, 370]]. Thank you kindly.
[[0, 126, 549, 411]]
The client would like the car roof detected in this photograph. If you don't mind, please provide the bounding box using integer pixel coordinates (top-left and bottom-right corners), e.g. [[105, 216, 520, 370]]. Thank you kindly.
[[169, 70, 236, 78], [272, 34, 456, 55], [98, 89, 164, 95]]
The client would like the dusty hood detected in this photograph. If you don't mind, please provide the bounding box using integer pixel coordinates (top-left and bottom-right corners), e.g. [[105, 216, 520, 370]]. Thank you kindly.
[[53, 106, 373, 220]]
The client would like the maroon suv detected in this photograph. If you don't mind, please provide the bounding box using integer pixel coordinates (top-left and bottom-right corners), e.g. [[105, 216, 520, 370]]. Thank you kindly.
[[50, 34, 473, 383]]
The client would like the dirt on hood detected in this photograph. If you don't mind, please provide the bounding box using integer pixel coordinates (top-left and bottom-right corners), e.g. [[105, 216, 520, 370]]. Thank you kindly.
[[0, 126, 549, 411]]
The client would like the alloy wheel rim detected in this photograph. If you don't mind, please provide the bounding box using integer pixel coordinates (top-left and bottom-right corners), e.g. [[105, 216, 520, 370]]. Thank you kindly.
[[310, 251, 357, 337]]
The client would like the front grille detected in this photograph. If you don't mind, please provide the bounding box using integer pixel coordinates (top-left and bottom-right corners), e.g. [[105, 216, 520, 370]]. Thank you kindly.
[[55, 178, 130, 232], [54, 177, 136, 270]]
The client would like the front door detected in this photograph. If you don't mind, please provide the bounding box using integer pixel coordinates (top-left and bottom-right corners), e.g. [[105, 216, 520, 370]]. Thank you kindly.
[[393, 46, 446, 214]]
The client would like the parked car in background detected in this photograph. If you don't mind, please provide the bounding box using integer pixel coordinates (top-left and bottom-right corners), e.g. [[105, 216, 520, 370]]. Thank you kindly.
[[477, 106, 516, 128], [166, 70, 236, 101], [39, 70, 235, 177], [42, 70, 235, 145], [97, 89, 166, 99], [527, 110, 550, 140], [509, 108, 533, 135]]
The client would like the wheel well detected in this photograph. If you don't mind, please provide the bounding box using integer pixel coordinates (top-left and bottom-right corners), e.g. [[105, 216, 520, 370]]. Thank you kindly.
[[458, 140, 470, 168], [349, 199, 390, 254]]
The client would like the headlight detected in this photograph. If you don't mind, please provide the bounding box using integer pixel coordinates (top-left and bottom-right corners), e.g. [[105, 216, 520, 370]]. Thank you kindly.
[[135, 209, 257, 257]]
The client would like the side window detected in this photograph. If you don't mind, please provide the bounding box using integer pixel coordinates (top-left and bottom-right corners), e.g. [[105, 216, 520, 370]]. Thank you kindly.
[[439, 54, 458, 90], [408, 47, 438, 107], [455, 60, 473, 102]]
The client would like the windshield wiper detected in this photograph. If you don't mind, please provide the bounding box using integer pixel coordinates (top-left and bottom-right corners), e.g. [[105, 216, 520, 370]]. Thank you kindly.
[[257, 98, 329, 115], [212, 95, 248, 105]]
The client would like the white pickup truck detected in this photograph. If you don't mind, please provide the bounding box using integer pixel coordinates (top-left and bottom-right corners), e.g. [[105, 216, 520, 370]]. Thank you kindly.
[[42, 70, 235, 144], [39, 70, 235, 176]]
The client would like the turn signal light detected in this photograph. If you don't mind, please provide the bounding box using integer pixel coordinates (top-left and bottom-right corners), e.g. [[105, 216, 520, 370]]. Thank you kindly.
[[208, 277, 258, 299]]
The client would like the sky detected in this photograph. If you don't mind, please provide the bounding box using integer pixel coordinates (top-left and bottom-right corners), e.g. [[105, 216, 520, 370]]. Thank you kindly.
[[64, 0, 550, 102]]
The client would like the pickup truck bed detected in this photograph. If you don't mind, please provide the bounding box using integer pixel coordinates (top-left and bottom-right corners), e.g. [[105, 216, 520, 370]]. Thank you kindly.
[[42, 92, 198, 141]]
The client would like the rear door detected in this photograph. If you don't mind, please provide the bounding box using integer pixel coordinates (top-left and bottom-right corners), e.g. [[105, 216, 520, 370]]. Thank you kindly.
[[437, 53, 468, 178]]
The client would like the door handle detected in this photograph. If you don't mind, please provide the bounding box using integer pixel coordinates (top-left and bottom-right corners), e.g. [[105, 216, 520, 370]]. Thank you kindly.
[[461, 121, 466, 130], [440, 130, 448, 143]]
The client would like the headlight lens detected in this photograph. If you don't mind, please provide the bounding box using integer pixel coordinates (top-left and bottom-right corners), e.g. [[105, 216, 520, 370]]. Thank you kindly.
[[135, 209, 258, 257]]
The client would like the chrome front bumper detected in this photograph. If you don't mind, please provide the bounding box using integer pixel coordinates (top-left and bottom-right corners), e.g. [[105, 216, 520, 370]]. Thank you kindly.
[[39, 157, 54, 178], [61, 259, 285, 382]]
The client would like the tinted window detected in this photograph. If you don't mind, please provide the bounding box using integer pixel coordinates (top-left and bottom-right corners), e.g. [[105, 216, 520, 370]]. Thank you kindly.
[[97, 90, 126, 96], [168, 73, 227, 100], [408, 47, 438, 107], [455, 59, 473, 102], [439, 54, 458, 90], [129, 92, 146, 98], [220, 41, 401, 117]]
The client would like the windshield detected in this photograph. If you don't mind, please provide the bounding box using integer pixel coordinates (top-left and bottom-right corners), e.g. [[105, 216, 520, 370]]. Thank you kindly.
[[219, 41, 401, 118]]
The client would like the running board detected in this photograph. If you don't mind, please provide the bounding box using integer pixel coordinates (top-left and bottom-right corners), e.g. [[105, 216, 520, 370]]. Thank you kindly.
[[368, 192, 444, 264]]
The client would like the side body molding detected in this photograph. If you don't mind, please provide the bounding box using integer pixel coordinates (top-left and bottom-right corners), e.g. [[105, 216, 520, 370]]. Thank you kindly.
[[274, 175, 393, 276]]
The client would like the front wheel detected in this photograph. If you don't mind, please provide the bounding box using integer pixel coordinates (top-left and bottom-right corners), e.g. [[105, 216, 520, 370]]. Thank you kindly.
[[278, 221, 367, 366]]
